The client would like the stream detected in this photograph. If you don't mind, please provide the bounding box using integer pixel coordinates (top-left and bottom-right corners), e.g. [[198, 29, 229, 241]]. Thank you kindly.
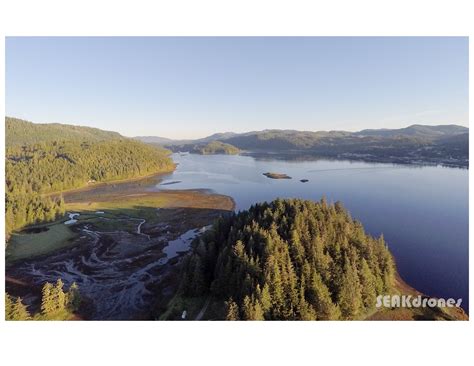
[[9, 217, 208, 320]]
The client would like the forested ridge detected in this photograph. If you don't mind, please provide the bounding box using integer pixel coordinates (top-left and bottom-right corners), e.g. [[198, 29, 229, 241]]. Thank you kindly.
[[5, 117, 175, 238], [180, 198, 395, 320], [6, 117, 123, 146], [192, 141, 241, 155], [166, 140, 241, 155], [142, 124, 468, 167]]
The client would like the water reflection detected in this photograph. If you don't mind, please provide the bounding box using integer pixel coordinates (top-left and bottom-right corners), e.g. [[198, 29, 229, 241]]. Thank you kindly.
[[158, 153, 469, 312]]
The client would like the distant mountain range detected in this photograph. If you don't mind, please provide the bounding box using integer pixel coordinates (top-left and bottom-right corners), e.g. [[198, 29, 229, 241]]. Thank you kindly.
[[135, 132, 239, 147], [135, 124, 469, 167], [354, 124, 468, 138], [136, 124, 467, 146]]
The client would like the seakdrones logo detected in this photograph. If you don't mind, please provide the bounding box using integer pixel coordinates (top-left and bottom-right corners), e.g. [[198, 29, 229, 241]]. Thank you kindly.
[[376, 295, 462, 309]]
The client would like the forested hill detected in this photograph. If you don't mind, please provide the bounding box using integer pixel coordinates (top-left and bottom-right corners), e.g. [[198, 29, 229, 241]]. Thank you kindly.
[[187, 141, 240, 155], [6, 117, 123, 146], [5, 117, 175, 238], [139, 124, 468, 167], [178, 198, 395, 320]]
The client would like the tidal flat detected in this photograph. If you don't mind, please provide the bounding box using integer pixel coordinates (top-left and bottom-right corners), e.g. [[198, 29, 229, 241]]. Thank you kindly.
[[6, 174, 234, 320]]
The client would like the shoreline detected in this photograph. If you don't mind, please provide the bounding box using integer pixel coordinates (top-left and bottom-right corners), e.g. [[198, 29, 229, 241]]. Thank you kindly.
[[7, 188, 235, 264], [368, 269, 468, 320], [7, 150, 465, 320], [242, 151, 469, 169], [45, 165, 177, 198]]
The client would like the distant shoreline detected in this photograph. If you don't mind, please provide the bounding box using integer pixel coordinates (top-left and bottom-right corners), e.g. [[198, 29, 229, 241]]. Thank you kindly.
[[46, 165, 177, 198], [242, 151, 469, 169]]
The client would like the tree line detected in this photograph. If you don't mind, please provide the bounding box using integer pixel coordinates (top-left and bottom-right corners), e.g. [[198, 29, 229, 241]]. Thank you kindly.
[[5, 279, 81, 320], [179, 198, 395, 320], [5, 117, 123, 146]]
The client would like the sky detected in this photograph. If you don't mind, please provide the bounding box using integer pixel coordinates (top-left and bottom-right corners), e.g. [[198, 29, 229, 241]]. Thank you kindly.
[[5, 37, 469, 139]]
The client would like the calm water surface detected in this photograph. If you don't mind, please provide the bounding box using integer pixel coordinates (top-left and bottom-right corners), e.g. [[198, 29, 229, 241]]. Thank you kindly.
[[159, 153, 469, 311]]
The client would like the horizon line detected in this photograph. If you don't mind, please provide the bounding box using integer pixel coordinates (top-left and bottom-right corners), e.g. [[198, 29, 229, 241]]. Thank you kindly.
[[6, 115, 469, 140]]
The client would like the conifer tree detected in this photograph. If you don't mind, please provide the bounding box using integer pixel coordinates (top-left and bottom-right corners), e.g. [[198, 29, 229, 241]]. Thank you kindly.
[[298, 299, 317, 320], [297, 277, 316, 320], [67, 282, 81, 311], [253, 300, 265, 320], [191, 257, 206, 296], [5, 293, 13, 320], [242, 295, 253, 320], [339, 258, 363, 319], [53, 279, 67, 312], [41, 282, 55, 315], [10, 297, 31, 320], [309, 271, 338, 320], [225, 298, 240, 320], [259, 284, 272, 315], [268, 260, 284, 317], [359, 259, 377, 310]]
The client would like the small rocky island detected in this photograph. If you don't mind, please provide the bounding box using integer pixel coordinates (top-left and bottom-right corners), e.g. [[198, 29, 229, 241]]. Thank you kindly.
[[263, 172, 292, 179]]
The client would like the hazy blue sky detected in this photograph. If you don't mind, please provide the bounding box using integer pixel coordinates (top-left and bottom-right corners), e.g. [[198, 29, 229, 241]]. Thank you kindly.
[[6, 37, 468, 139]]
